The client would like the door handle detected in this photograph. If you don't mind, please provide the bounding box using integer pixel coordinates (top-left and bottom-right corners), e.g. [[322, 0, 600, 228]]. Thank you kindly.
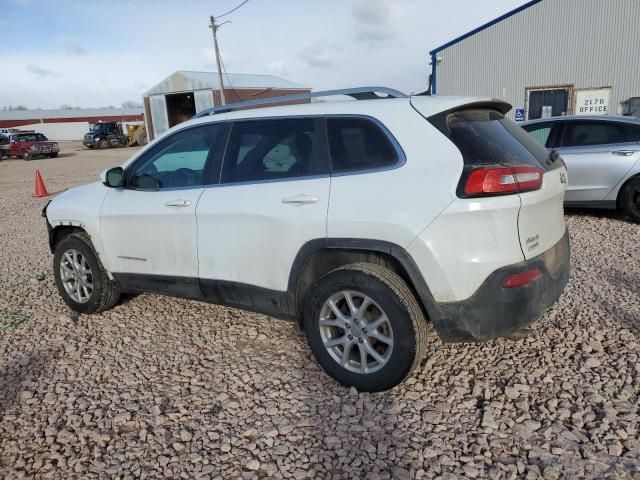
[[612, 150, 637, 157], [164, 199, 191, 207], [281, 194, 319, 205]]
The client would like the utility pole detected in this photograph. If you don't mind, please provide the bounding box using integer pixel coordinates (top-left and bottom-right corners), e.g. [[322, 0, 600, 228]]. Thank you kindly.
[[209, 15, 226, 106]]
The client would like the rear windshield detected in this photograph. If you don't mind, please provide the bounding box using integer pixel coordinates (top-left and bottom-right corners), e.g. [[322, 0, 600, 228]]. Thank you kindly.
[[430, 109, 552, 170]]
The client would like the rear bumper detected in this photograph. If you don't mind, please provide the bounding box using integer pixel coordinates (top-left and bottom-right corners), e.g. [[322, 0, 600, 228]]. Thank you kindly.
[[432, 230, 570, 343]]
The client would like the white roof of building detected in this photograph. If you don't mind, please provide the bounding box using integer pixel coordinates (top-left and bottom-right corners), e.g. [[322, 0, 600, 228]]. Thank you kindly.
[[144, 71, 309, 96], [0, 107, 143, 121]]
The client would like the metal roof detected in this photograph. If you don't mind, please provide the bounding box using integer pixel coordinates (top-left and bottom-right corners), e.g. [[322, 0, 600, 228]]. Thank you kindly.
[[144, 71, 310, 96], [0, 107, 143, 121], [430, 0, 543, 55], [522, 115, 640, 125]]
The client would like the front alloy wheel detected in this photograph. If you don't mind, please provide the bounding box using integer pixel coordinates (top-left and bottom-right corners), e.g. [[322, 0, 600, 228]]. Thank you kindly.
[[53, 232, 120, 314], [59, 249, 94, 303]]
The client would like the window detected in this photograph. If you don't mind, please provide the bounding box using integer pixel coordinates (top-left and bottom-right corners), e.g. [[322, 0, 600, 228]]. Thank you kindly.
[[430, 109, 551, 169], [621, 123, 640, 143], [562, 121, 626, 147], [18, 134, 38, 142], [327, 118, 398, 173], [37, 134, 48, 141], [128, 124, 219, 189], [221, 118, 316, 183], [523, 123, 553, 147]]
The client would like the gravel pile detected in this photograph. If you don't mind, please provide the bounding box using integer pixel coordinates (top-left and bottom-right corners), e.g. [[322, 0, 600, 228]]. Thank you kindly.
[[1, 151, 639, 479]]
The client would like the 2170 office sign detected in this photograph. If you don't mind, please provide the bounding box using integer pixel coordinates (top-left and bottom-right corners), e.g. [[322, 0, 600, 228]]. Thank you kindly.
[[575, 88, 612, 116]]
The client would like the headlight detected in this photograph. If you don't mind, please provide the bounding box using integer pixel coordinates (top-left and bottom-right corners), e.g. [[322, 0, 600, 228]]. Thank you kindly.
[[94, 137, 100, 141], [53, 143, 59, 149]]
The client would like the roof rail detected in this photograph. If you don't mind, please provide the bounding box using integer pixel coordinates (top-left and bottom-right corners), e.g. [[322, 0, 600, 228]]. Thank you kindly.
[[193, 86, 408, 118]]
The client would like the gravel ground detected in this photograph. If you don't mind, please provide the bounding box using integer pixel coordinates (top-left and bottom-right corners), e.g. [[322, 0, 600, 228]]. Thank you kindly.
[[1, 146, 639, 479]]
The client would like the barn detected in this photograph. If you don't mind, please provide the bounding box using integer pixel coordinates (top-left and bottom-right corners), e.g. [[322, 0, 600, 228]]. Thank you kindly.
[[429, 0, 640, 120], [142, 71, 311, 141]]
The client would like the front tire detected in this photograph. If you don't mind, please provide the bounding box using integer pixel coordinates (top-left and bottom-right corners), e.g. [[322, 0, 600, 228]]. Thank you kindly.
[[53, 232, 120, 314], [22, 150, 30, 161], [303, 263, 428, 392], [620, 177, 640, 223], [99, 139, 109, 149]]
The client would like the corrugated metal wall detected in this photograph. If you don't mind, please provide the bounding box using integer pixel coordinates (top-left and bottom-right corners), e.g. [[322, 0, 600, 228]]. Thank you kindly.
[[435, 0, 640, 118]]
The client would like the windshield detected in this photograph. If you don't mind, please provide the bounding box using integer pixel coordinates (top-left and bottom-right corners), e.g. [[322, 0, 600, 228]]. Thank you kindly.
[[90, 124, 106, 132]]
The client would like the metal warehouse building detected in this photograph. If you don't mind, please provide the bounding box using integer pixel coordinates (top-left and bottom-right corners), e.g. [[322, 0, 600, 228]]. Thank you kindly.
[[143, 71, 310, 141], [429, 0, 640, 121]]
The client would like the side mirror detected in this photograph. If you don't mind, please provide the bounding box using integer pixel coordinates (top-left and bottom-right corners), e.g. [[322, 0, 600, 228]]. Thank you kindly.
[[102, 167, 124, 188]]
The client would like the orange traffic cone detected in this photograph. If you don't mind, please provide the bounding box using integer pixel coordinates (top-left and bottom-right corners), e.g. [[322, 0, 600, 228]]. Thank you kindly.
[[33, 170, 50, 198]]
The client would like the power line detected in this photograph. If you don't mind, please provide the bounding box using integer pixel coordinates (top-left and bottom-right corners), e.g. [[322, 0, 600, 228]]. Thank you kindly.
[[209, 0, 250, 105], [219, 49, 242, 103], [216, 0, 250, 19]]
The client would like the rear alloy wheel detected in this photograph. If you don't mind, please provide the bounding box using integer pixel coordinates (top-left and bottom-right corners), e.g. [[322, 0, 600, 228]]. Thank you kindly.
[[319, 290, 394, 374], [620, 177, 640, 223], [304, 263, 428, 392], [53, 232, 120, 314]]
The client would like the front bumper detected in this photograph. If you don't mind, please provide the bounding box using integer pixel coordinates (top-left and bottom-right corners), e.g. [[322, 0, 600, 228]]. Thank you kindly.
[[83, 138, 99, 147], [30, 147, 60, 155], [433, 230, 570, 343]]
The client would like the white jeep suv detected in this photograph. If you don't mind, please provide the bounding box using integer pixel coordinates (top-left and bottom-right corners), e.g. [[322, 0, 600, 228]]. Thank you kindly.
[[43, 88, 570, 392]]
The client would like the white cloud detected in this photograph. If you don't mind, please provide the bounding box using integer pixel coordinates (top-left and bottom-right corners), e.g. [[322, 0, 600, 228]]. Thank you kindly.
[[267, 61, 290, 77], [26, 65, 57, 78], [351, 0, 403, 46], [298, 44, 335, 69], [53, 34, 87, 55]]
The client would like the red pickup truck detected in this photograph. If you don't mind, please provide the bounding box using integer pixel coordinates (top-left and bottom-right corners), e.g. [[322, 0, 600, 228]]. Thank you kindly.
[[8, 132, 60, 160]]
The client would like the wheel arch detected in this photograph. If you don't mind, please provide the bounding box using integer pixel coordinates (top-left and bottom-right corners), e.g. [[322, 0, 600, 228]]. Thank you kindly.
[[48, 224, 87, 253], [288, 239, 441, 327]]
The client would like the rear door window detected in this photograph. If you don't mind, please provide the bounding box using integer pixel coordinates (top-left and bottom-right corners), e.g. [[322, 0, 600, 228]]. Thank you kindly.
[[221, 118, 317, 183], [562, 121, 626, 147], [430, 109, 552, 170], [621, 123, 640, 142], [327, 118, 398, 173]]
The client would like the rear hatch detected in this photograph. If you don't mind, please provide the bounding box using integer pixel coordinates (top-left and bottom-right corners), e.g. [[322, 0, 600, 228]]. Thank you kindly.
[[413, 98, 567, 260]]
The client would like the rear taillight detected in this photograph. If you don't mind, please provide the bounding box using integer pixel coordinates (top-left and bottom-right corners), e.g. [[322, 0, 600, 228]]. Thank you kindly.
[[502, 268, 542, 288], [463, 165, 544, 197]]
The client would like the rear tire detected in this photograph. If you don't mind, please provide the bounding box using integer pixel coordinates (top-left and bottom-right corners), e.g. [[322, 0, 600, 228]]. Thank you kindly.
[[303, 263, 428, 392], [53, 232, 120, 314], [620, 177, 640, 223]]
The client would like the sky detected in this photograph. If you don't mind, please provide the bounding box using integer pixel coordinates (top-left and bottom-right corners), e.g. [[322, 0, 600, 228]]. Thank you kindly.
[[0, 0, 527, 110]]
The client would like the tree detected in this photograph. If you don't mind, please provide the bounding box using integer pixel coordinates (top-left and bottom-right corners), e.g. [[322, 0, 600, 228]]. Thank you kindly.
[[122, 100, 143, 109]]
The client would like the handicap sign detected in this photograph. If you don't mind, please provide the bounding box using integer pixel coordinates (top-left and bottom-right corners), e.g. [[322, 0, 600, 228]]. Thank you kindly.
[[515, 109, 525, 122]]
